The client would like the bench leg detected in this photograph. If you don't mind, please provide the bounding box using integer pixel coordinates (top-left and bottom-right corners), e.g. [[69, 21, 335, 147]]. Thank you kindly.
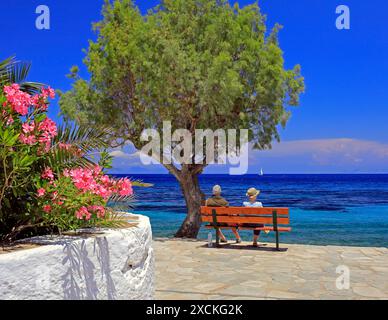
[[275, 231, 280, 251], [215, 228, 220, 247]]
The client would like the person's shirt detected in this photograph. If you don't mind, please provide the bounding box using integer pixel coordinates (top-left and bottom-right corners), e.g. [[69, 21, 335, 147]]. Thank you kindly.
[[243, 201, 263, 208], [206, 195, 229, 207]]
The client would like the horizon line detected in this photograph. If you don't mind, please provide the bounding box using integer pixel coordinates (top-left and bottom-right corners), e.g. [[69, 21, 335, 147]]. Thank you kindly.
[[109, 172, 388, 175]]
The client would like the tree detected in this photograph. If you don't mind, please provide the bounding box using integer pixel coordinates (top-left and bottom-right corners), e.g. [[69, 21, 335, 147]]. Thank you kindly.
[[59, 0, 305, 238]]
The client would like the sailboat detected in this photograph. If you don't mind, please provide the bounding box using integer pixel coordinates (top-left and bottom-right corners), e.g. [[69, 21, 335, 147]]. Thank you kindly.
[[259, 168, 264, 176]]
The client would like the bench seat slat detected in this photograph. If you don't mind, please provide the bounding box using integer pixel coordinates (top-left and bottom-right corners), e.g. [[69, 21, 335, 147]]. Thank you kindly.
[[201, 206, 289, 215], [201, 215, 289, 225], [204, 225, 291, 232], [201, 213, 283, 217]]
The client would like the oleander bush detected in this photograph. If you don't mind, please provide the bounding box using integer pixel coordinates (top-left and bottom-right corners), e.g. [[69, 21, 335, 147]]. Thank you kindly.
[[0, 66, 136, 243]]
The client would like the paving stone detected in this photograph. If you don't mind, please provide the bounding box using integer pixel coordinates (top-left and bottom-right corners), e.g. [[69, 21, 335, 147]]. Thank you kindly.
[[154, 239, 388, 300], [353, 286, 388, 298]]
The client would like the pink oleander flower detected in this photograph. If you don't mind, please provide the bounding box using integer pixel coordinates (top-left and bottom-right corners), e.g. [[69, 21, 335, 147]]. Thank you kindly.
[[93, 165, 102, 177], [68, 167, 110, 197], [75, 206, 91, 220], [41, 87, 55, 99], [42, 142, 51, 153], [38, 118, 57, 137], [100, 175, 110, 184], [41, 167, 54, 180], [37, 188, 46, 197], [22, 121, 35, 134], [95, 185, 112, 199], [55, 200, 64, 206], [38, 131, 52, 152], [30, 94, 40, 105], [6, 116, 14, 126], [3, 84, 32, 116], [19, 133, 37, 145], [116, 178, 133, 196], [88, 205, 105, 218], [30, 94, 48, 111], [66, 167, 133, 201], [69, 167, 95, 190], [43, 205, 52, 213]]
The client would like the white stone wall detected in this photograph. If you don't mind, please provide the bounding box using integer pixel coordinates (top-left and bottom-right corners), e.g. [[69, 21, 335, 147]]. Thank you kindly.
[[0, 214, 154, 300]]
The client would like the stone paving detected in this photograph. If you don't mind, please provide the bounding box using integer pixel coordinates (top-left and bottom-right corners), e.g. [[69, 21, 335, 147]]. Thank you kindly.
[[154, 238, 388, 300]]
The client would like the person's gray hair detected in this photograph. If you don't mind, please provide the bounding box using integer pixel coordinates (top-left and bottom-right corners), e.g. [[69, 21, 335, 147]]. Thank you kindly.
[[212, 185, 222, 195]]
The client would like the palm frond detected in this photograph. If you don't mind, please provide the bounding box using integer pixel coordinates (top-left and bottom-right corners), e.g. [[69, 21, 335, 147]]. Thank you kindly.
[[19, 82, 44, 95], [109, 193, 135, 204], [7, 60, 31, 84], [94, 210, 138, 229], [0, 56, 16, 75], [0, 56, 44, 93], [47, 147, 95, 170], [0, 56, 15, 86], [108, 193, 135, 212], [54, 123, 112, 154], [49, 123, 118, 170]]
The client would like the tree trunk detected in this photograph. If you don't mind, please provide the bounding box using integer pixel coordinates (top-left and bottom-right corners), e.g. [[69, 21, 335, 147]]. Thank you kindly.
[[174, 170, 204, 238]]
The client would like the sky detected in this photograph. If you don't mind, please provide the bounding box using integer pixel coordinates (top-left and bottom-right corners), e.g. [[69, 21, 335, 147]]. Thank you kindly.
[[1, 0, 387, 174]]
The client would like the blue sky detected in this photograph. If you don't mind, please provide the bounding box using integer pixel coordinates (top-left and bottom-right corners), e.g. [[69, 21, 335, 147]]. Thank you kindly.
[[1, 0, 387, 173]]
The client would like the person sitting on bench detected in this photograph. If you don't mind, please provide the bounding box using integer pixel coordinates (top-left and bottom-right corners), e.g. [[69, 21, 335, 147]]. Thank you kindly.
[[242, 187, 269, 247], [205, 185, 241, 243]]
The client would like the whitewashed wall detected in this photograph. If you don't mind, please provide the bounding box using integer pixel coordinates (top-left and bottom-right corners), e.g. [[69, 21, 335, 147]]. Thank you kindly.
[[0, 214, 154, 300]]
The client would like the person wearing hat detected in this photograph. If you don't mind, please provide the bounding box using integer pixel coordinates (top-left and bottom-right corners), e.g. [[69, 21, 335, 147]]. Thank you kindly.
[[205, 185, 241, 243], [243, 187, 263, 208], [242, 187, 268, 247]]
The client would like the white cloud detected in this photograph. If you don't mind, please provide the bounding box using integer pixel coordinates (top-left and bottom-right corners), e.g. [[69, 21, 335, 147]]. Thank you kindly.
[[248, 138, 388, 173], [109, 150, 136, 159]]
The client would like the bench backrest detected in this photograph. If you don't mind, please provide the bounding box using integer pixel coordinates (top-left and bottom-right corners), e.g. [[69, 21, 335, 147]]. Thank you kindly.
[[200, 206, 290, 226]]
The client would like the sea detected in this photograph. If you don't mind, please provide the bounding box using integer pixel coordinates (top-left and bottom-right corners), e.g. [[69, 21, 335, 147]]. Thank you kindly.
[[113, 174, 388, 248]]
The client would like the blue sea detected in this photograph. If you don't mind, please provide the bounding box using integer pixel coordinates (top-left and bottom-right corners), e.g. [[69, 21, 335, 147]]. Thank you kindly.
[[114, 174, 388, 248]]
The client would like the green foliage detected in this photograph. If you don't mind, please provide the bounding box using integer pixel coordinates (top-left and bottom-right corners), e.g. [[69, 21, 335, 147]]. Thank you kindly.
[[60, 0, 304, 151], [58, 0, 305, 237], [98, 150, 113, 170], [0, 89, 135, 241], [0, 56, 150, 243], [0, 79, 134, 243], [0, 94, 45, 239]]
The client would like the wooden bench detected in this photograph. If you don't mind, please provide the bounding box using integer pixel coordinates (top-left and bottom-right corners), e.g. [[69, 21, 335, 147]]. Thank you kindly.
[[200, 206, 291, 250]]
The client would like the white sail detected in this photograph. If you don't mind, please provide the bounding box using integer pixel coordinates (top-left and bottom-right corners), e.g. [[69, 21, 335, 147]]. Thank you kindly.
[[259, 168, 264, 176]]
